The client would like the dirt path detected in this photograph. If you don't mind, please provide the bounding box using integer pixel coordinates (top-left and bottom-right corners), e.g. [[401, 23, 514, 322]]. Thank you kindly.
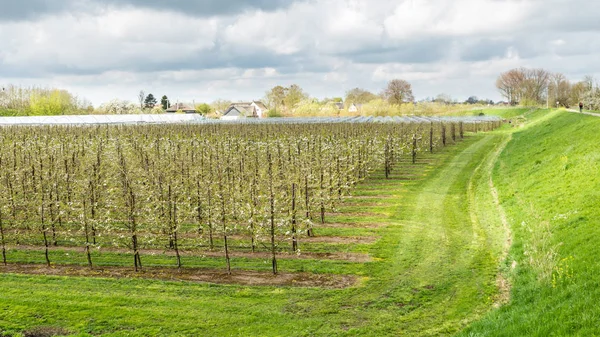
[[0, 263, 357, 288], [7, 244, 372, 262], [567, 108, 600, 117]]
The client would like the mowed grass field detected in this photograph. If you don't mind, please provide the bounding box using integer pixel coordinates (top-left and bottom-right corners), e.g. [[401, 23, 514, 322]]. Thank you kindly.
[[1, 108, 598, 336], [0, 126, 507, 336]]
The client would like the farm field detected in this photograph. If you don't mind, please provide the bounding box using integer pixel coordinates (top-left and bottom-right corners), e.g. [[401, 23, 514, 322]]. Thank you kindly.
[[1, 109, 597, 336]]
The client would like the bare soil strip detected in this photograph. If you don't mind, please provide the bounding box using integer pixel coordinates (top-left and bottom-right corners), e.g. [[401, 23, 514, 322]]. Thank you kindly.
[[488, 134, 514, 307], [7, 245, 372, 262], [320, 222, 388, 229], [324, 212, 383, 217], [0, 263, 357, 288], [338, 202, 387, 207], [345, 195, 395, 200], [301, 236, 378, 244], [228, 234, 377, 245]]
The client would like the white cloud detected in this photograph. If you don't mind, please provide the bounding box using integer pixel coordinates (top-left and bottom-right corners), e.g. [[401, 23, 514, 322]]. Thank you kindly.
[[1, 0, 600, 105]]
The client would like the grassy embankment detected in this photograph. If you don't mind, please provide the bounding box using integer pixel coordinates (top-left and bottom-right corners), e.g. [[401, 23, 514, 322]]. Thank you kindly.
[[0, 117, 508, 336], [460, 109, 600, 336]]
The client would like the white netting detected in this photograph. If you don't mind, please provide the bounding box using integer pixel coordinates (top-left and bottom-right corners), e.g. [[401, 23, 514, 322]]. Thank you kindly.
[[0, 114, 501, 126]]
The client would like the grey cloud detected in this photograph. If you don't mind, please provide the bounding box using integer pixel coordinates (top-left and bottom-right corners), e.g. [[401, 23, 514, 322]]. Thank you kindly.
[[0, 0, 71, 21], [0, 0, 300, 22], [335, 39, 452, 65], [100, 0, 299, 16], [459, 39, 514, 62], [1, 46, 308, 78]]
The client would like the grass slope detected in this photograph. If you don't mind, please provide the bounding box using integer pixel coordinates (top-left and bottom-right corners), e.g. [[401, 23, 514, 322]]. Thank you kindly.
[[0, 132, 507, 336], [460, 110, 600, 336]]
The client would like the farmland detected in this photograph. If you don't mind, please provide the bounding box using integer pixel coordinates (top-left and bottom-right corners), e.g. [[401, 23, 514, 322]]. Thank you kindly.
[[2, 109, 597, 336], [0, 119, 496, 278]]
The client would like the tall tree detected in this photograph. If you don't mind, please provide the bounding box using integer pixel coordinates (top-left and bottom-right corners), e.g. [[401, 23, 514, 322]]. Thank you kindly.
[[548, 73, 572, 107], [496, 68, 549, 105], [383, 79, 414, 104], [138, 90, 145, 110], [196, 103, 212, 115], [434, 93, 453, 104], [144, 94, 157, 109], [211, 99, 232, 114], [466, 96, 479, 104], [345, 88, 378, 105], [265, 86, 287, 111], [265, 85, 309, 112], [161, 95, 169, 110], [284, 84, 308, 109]]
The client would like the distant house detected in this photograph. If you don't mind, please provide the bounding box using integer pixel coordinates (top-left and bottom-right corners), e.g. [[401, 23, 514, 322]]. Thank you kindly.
[[348, 103, 363, 113], [333, 102, 344, 110], [222, 101, 269, 120], [166, 103, 197, 114]]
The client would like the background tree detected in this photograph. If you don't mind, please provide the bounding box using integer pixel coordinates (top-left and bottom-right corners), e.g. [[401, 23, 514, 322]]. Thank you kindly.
[[98, 99, 139, 114], [144, 94, 157, 109], [138, 90, 145, 110], [496, 68, 549, 105], [570, 81, 588, 106], [496, 69, 525, 104], [211, 99, 232, 114], [522, 68, 550, 105], [548, 73, 572, 107], [284, 85, 309, 109], [265, 85, 309, 112], [383, 79, 414, 104], [434, 93, 453, 104], [29, 90, 75, 116], [265, 86, 287, 111], [465, 96, 479, 104], [195, 103, 213, 116], [345, 88, 378, 105], [161, 95, 169, 110]]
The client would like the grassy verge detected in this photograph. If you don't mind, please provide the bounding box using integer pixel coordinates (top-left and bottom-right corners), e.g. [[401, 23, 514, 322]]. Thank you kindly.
[[460, 110, 600, 336]]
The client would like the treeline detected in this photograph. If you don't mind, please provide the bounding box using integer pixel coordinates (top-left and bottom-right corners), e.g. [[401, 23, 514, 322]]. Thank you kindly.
[[0, 120, 499, 274], [0, 85, 93, 116], [263, 80, 490, 117], [496, 68, 600, 109]]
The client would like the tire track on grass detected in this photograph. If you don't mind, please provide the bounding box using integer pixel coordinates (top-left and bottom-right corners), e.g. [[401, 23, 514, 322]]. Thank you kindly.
[[466, 133, 514, 308]]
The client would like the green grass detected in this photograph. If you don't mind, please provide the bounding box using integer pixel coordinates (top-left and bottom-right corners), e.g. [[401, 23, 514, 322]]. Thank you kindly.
[[444, 107, 531, 118], [459, 110, 600, 336], [0, 132, 509, 336], [10, 109, 597, 336]]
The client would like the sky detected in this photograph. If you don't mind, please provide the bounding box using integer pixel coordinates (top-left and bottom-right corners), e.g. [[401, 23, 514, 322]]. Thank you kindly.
[[1, 0, 600, 106]]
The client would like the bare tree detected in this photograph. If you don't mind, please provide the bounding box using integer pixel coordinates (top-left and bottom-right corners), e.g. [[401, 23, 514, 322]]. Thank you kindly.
[[548, 73, 572, 107], [523, 68, 550, 104], [496, 69, 526, 104], [383, 79, 414, 104], [138, 90, 145, 110], [345, 88, 378, 105], [496, 68, 550, 105]]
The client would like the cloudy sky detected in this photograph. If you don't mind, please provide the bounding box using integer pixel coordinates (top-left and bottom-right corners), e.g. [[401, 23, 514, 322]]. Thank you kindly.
[[1, 0, 599, 106]]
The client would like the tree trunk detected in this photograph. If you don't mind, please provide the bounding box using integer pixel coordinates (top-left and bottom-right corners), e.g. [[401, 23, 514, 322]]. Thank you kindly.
[[451, 123, 456, 143], [305, 175, 313, 237], [429, 122, 434, 153], [268, 152, 277, 275], [441, 123, 447, 146], [83, 200, 93, 269], [291, 183, 298, 252], [0, 212, 7, 266], [412, 134, 417, 164]]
